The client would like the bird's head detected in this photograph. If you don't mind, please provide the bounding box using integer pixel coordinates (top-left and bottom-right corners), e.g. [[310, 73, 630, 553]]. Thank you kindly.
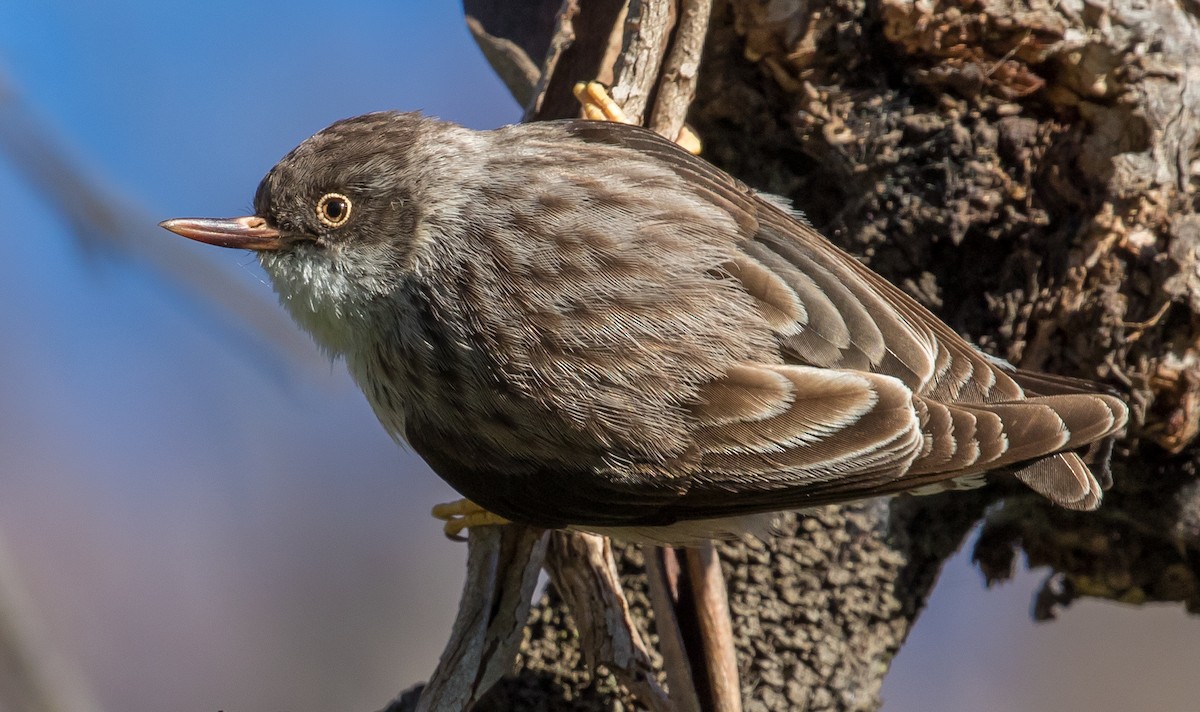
[[161, 112, 461, 351]]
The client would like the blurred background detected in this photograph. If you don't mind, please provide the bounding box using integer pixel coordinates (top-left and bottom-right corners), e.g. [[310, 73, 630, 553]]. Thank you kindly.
[[0, 2, 1196, 711]]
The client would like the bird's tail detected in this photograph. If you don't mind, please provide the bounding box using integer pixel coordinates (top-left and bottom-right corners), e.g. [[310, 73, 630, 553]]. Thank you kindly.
[[908, 385, 1127, 510]]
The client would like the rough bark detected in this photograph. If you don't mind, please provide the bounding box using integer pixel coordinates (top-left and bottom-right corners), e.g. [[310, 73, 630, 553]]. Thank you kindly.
[[392, 1, 1200, 709]]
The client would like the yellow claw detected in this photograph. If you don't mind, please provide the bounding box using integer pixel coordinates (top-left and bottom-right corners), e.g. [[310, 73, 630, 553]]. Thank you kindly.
[[572, 80, 703, 155], [573, 81, 635, 124], [673, 126, 703, 155], [431, 499, 511, 541]]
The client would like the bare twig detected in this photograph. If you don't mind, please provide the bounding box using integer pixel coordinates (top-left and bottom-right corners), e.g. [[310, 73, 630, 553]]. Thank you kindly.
[[544, 532, 674, 712], [523, 0, 582, 119], [529, 0, 629, 121], [685, 543, 741, 712], [415, 525, 547, 712], [610, 0, 676, 123], [648, 0, 713, 142], [463, 0, 562, 111], [465, 15, 542, 108], [644, 548, 702, 712]]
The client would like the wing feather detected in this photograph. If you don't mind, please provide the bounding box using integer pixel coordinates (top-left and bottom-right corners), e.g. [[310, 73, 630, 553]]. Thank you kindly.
[[723, 253, 807, 336], [563, 120, 1030, 403], [1012, 453, 1101, 510], [551, 120, 1128, 522], [690, 364, 795, 426], [693, 364, 922, 487]]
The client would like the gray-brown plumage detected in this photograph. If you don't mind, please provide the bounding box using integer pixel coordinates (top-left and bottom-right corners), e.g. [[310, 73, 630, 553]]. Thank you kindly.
[[161, 112, 1128, 543]]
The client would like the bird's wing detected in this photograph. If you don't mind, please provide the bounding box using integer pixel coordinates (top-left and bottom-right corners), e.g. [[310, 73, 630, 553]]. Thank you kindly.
[[561, 120, 1126, 517], [674, 361, 1123, 514], [562, 119, 1024, 403], [687, 362, 924, 491]]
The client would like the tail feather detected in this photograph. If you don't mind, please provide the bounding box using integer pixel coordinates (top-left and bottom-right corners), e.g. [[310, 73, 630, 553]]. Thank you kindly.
[[907, 388, 1126, 508], [1010, 368, 1122, 398], [1022, 394, 1126, 445], [959, 401, 1069, 465], [1012, 452, 1102, 510]]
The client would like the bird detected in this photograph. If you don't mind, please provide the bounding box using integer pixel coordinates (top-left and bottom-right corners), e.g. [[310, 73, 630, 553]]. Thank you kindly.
[[161, 111, 1128, 544]]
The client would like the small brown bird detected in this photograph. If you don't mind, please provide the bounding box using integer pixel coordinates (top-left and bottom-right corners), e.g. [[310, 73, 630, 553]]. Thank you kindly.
[[162, 112, 1127, 543]]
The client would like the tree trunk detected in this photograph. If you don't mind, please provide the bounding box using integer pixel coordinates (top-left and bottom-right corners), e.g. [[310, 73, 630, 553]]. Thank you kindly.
[[392, 1, 1200, 709]]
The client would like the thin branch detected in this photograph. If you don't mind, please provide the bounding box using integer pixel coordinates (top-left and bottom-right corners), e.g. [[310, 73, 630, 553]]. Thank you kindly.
[[685, 543, 741, 712], [544, 532, 675, 712], [645, 548, 702, 712], [464, 15, 542, 108], [610, 0, 676, 123], [529, 0, 629, 121], [648, 0, 713, 141], [523, 0, 582, 119], [414, 526, 547, 712]]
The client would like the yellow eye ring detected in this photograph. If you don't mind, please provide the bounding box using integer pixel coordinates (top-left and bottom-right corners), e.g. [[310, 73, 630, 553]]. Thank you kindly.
[[316, 192, 352, 228]]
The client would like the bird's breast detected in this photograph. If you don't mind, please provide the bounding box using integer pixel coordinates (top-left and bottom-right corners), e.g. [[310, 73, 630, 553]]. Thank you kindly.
[[347, 305, 610, 477]]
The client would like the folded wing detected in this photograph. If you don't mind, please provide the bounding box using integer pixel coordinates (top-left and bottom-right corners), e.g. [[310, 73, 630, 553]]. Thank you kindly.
[[565, 120, 1128, 513]]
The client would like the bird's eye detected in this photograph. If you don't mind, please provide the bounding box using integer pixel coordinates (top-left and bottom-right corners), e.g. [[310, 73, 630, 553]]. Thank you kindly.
[[316, 193, 352, 228]]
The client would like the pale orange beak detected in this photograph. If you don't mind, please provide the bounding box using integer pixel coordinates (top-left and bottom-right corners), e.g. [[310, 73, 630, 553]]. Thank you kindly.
[[159, 216, 283, 251]]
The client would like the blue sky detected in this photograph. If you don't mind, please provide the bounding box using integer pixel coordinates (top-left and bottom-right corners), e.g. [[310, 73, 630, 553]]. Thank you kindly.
[[0, 3, 1196, 712], [0, 3, 519, 710]]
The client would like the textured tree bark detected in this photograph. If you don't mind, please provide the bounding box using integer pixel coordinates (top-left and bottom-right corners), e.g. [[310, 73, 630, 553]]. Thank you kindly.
[[389, 1, 1200, 709]]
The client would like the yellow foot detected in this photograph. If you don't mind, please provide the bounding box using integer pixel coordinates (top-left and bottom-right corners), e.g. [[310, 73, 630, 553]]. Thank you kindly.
[[431, 499, 511, 541], [572, 80, 702, 155], [574, 80, 635, 124]]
